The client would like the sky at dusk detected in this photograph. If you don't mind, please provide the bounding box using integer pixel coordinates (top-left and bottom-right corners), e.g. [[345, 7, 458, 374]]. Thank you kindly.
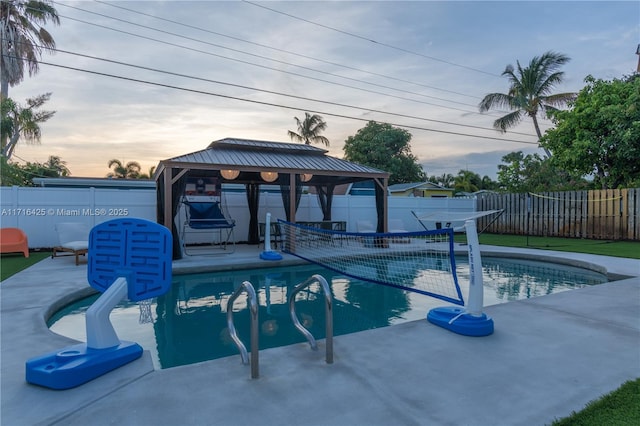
[[8, 0, 640, 180]]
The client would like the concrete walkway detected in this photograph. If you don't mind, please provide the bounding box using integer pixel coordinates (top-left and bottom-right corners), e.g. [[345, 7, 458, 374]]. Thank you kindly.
[[1, 245, 638, 426]]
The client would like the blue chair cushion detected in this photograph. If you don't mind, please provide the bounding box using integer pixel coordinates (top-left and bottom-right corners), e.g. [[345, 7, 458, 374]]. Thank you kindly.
[[186, 202, 234, 229]]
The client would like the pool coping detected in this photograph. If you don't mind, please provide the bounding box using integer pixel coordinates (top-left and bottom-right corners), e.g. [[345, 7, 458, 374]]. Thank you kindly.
[[1, 244, 639, 426], [46, 248, 631, 330]]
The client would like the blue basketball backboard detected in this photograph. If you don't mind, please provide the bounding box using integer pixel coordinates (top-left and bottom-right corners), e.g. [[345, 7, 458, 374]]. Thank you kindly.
[[87, 218, 172, 301]]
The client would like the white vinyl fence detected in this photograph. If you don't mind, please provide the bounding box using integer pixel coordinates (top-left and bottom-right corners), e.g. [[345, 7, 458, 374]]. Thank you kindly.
[[0, 186, 475, 248]]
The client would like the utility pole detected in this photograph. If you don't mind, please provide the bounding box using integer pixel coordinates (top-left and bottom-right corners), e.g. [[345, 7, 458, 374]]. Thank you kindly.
[[636, 44, 640, 73]]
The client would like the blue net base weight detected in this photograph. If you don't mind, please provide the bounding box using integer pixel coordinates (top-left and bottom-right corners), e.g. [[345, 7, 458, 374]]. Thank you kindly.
[[427, 306, 494, 337]]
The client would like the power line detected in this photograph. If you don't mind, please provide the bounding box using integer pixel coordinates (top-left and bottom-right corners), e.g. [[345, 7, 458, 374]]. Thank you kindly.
[[30, 57, 538, 146], [16, 2, 539, 141], [17, 1, 552, 141], [41, 45, 537, 137], [242, 0, 501, 78], [54, 1, 507, 118], [94, 0, 483, 101], [58, 13, 492, 117]]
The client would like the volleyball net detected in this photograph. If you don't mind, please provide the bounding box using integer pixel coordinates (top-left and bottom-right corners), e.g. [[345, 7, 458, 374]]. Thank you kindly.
[[277, 220, 465, 306], [412, 209, 503, 233]]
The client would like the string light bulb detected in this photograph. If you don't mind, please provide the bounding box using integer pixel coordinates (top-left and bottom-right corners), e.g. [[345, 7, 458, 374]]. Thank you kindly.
[[220, 169, 240, 180], [260, 171, 278, 182]]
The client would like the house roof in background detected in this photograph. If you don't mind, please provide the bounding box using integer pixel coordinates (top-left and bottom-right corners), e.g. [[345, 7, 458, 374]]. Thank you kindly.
[[32, 177, 155, 189], [388, 182, 452, 192]]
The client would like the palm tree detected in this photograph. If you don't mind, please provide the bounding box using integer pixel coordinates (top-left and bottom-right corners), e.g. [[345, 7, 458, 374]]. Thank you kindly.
[[287, 112, 330, 146], [42, 155, 69, 176], [0, 0, 60, 100], [479, 51, 576, 157], [0, 93, 55, 159], [107, 159, 141, 179], [437, 173, 455, 188], [480, 175, 497, 191], [454, 170, 481, 194], [137, 165, 156, 179]]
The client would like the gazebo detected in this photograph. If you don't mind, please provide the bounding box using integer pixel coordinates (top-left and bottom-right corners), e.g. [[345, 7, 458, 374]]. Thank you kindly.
[[154, 138, 390, 258]]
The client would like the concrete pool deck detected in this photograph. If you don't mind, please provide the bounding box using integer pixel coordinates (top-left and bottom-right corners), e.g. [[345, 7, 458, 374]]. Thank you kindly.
[[1, 244, 638, 426]]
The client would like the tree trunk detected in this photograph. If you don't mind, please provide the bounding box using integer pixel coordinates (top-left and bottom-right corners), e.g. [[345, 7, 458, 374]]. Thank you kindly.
[[1, 78, 8, 153], [2, 132, 20, 159], [531, 114, 552, 158], [1, 79, 8, 101]]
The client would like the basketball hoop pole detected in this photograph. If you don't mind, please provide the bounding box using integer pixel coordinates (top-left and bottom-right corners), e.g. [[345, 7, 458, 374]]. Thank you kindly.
[[85, 276, 129, 349]]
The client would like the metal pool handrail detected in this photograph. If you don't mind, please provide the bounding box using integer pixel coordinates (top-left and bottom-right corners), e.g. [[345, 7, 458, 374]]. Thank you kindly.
[[288, 274, 333, 364], [226, 280, 259, 379]]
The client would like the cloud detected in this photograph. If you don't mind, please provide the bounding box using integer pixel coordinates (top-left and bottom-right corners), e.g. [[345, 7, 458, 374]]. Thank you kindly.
[[6, 0, 637, 179], [421, 147, 542, 180]]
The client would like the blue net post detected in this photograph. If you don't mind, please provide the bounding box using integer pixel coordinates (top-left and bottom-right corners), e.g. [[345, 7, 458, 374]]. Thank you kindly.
[[260, 212, 282, 261], [427, 220, 494, 336], [465, 220, 484, 316]]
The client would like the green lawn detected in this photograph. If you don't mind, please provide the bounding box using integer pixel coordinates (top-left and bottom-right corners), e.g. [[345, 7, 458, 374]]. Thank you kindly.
[[457, 233, 640, 259], [550, 378, 640, 426], [0, 251, 51, 282]]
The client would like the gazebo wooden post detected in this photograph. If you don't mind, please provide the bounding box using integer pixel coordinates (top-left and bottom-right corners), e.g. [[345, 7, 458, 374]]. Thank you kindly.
[[382, 177, 388, 232], [373, 177, 389, 232], [162, 166, 188, 230], [287, 173, 297, 252], [289, 173, 296, 223], [163, 166, 173, 230]]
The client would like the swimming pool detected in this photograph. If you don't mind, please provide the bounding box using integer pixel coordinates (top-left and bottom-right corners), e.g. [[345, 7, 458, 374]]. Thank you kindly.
[[48, 256, 608, 369]]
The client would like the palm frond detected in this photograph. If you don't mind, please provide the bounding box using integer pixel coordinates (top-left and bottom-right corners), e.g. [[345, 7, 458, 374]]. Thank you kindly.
[[542, 92, 577, 107], [287, 130, 304, 143], [479, 92, 514, 112], [311, 135, 330, 146], [538, 51, 570, 70], [536, 71, 565, 95], [108, 159, 123, 168], [493, 110, 523, 132]]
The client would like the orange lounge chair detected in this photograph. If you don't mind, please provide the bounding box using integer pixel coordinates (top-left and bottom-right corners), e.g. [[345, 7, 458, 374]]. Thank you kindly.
[[0, 228, 29, 258]]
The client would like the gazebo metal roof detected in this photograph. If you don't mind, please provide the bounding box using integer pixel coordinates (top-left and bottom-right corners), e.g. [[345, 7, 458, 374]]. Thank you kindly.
[[158, 138, 388, 184]]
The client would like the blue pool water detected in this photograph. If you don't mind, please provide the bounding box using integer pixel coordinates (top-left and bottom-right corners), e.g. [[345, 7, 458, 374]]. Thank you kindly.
[[49, 257, 608, 369]]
